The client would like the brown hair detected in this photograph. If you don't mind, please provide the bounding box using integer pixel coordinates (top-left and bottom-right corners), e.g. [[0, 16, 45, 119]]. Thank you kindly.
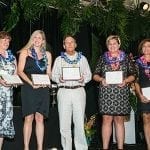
[[63, 35, 76, 45], [138, 38, 150, 54], [0, 31, 12, 41]]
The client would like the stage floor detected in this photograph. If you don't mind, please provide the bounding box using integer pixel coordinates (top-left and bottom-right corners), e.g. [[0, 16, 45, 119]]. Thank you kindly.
[[88, 144, 146, 150], [3, 107, 146, 150], [47, 143, 147, 150]]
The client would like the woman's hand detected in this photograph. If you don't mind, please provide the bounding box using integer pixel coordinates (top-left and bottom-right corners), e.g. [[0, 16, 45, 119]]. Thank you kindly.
[[101, 78, 108, 86], [118, 79, 126, 87], [140, 94, 150, 103], [13, 84, 18, 88], [0, 78, 11, 87]]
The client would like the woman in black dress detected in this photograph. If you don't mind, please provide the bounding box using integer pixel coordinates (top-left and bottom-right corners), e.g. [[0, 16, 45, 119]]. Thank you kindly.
[[93, 35, 136, 150], [135, 38, 150, 150], [18, 30, 52, 150]]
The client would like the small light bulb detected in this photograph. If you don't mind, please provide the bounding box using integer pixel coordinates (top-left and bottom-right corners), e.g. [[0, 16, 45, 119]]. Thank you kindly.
[[143, 4, 149, 10]]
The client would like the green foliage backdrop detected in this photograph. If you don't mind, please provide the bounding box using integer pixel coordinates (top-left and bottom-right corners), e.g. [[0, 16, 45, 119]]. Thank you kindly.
[[1, 0, 150, 49]]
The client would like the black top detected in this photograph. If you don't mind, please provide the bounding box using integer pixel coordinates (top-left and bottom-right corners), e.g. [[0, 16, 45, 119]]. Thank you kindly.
[[138, 64, 150, 88]]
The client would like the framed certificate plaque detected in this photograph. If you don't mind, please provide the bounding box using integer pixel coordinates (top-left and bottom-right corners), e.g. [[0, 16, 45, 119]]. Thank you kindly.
[[2, 74, 23, 85], [31, 74, 51, 86], [105, 71, 123, 84], [62, 67, 81, 81], [142, 87, 150, 100]]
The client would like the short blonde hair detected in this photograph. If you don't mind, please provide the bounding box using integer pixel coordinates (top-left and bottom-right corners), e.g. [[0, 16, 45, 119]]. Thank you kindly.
[[106, 35, 121, 47]]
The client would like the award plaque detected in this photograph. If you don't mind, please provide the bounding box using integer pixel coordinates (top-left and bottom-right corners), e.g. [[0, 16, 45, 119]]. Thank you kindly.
[[142, 87, 150, 100], [106, 71, 123, 84], [31, 74, 51, 86], [2, 74, 23, 85], [62, 67, 81, 81]]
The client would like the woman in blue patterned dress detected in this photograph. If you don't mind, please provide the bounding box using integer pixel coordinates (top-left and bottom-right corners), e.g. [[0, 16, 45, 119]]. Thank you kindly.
[[0, 31, 16, 149], [93, 35, 137, 150]]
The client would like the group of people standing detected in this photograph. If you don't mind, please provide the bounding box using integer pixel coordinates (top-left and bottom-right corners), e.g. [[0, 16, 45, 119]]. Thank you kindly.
[[0, 30, 52, 150], [0, 30, 150, 150]]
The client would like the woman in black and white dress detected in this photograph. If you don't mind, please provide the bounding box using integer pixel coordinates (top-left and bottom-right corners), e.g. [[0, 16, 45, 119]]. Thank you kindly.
[[93, 35, 137, 150]]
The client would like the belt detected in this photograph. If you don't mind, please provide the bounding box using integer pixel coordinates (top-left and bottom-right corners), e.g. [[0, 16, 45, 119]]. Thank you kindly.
[[59, 85, 83, 89]]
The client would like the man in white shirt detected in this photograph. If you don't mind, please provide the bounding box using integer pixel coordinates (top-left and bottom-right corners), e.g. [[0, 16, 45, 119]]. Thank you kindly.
[[51, 35, 92, 150]]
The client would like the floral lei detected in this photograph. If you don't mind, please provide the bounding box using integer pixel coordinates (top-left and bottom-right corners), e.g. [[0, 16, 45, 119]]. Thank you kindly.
[[104, 50, 126, 64], [136, 56, 150, 78], [31, 47, 48, 72], [61, 51, 82, 64], [104, 50, 126, 70], [0, 49, 15, 62]]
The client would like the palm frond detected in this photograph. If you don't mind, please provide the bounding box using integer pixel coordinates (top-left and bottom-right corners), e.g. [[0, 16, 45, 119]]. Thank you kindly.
[[3, 2, 20, 32], [2, 0, 150, 48]]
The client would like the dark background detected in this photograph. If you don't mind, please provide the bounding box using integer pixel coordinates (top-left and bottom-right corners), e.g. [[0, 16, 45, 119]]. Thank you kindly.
[[0, 3, 145, 150], [0, 4, 100, 149]]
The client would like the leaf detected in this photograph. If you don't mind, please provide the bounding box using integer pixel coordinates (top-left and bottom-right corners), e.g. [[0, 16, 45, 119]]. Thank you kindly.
[[129, 90, 137, 112], [3, 2, 20, 32], [2, 0, 150, 49]]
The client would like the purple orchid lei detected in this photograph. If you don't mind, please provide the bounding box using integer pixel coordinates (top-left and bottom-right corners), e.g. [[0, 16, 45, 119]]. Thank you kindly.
[[136, 56, 150, 79], [104, 50, 126, 70]]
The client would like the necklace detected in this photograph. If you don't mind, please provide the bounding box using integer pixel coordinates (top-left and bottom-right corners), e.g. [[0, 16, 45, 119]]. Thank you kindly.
[[61, 52, 82, 64], [31, 48, 47, 72], [0, 49, 15, 62], [104, 50, 126, 70], [136, 56, 150, 79]]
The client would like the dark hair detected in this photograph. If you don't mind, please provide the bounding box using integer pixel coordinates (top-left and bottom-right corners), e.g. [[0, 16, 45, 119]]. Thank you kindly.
[[63, 34, 76, 44], [0, 31, 12, 41], [138, 38, 150, 54]]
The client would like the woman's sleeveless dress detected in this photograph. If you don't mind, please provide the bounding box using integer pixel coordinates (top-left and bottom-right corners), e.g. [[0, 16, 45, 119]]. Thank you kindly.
[[21, 56, 50, 118]]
